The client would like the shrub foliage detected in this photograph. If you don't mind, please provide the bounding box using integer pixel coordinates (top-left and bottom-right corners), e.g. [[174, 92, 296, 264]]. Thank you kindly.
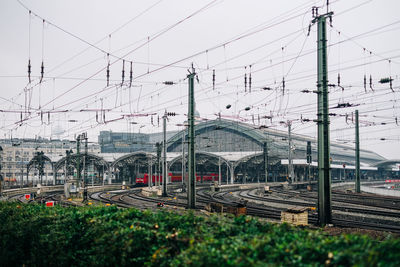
[[0, 202, 399, 266]]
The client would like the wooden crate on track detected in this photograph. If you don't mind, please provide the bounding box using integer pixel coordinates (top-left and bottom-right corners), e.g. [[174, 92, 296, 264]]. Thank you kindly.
[[281, 207, 309, 226]]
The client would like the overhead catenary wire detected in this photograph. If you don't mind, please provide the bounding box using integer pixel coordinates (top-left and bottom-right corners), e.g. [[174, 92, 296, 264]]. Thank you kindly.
[[8, 0, 360, 115], [2, 0, 396, 153]]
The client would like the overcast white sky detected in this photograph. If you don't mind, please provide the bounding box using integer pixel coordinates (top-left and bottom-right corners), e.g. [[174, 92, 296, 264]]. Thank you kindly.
[[0, 0, 399, 159]]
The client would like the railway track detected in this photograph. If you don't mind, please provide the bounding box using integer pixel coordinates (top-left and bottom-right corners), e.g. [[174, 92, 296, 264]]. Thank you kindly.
[[10, 184, 390, 234], [235, 188, 400, 233], [270, 187, 400, 211], [241, 189, 400, 219]]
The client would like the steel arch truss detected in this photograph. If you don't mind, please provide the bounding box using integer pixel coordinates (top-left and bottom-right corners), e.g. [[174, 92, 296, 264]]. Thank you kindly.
[[54, 153, 110, 173], [112, 152, 156, 169]]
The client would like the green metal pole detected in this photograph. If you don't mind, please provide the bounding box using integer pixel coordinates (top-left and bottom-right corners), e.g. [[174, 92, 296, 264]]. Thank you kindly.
[[307, 141, 312, 181], [187, 71, 196, 209], [288, 121, 295, 183], [156, 142, 161, 187], [83, 134, 88, 202], [316, 13, 332, 226], [263, 142, 268, 183], [162, 113, 168, 197], [76, 136, 81, 191], [355, 110, 361, 193], [39, 151, 44, 185]]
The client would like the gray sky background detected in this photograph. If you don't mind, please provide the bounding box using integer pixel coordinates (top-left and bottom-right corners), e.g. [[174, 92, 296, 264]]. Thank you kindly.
[[0, 0, 399, 160]]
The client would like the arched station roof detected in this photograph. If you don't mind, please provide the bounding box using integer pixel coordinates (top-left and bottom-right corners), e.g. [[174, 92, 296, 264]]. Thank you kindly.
[[111, 151, 156, 168], [54, 153, 109, 172], [38, 119, 387, 172], [27, 153, 53, 172], [371, 159, 400, 169], [167, 118, 386, 167]]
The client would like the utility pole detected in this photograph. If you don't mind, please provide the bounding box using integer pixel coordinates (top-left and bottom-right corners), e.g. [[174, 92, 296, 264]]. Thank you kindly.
[[312, 6, 333, 226], [181, 132, 185, 186], [287, 121, 295, 183], [218, 156, 221, 185], [150, 156, 153, 188], [76, 136, 81, 190], [355, 110, 361, 193], [156, 142, 161, 187], [148, 157, 151, 188], [84, 134, 88, 201], [83, 133, 88, 202], [65, 149, 73, 183], [0, 146, 3, 196], [37, 151, 45, 185], [20, 164, 24, 188], [307, 141, 312, 181], [264, 142, 268, 184], [162, 112, 168, 197], [187, 66, 196, 209]]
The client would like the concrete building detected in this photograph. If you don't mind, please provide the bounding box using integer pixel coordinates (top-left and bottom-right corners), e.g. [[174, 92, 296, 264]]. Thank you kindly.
[[0, 138, 99, 186], [98, 130, 178, 153]]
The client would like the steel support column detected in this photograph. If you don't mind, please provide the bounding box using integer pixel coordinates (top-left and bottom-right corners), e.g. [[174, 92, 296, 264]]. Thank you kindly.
[[187, 70, 196, 208], [162, 113, 168, 197], [355, 110, 361, 193], [315, 12, 333, 226]]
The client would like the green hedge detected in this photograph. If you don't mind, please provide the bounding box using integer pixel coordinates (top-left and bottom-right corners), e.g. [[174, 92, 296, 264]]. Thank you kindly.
[[0, 202, 399, 266]]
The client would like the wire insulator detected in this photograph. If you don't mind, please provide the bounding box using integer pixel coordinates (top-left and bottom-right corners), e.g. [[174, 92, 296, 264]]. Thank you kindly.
[[129, 61, 133, 88], [282, 77, 285, 95], [249, 65, 252, 92], [307, 24, 311, 36], [96, 111, 98, 123], [244, 66, 247, 92], [121, 60, 125, 86], [212, 69, 215, 90], [40, 61, 44, 83], [363, 74, 367, 92], [390, 76, 394, 92], [369, 75, 374, 91], [106, 54, 110, 87], [28, 59, 31, 83]]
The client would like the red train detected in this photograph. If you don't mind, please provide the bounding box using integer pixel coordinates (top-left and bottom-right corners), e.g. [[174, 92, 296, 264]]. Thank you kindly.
[[135, 173, 219, 184]]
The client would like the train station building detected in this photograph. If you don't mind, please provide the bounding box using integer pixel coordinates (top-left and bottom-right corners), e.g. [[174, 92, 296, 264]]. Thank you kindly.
[[2, 118, 399, 186]]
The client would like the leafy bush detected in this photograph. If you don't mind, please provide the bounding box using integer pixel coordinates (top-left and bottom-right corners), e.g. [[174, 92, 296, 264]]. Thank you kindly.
[[0, 202, 398, 266]]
